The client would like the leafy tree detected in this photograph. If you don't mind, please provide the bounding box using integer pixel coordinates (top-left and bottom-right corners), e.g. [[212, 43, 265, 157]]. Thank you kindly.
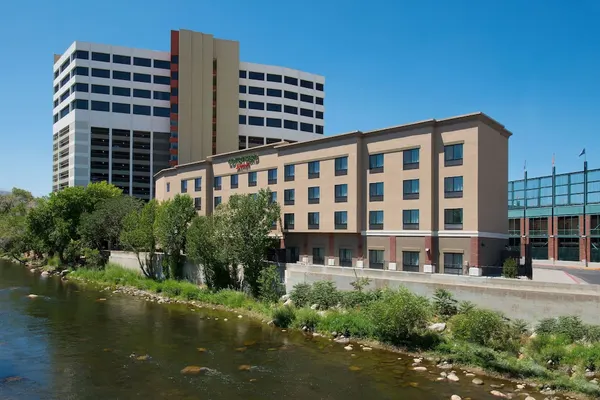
[[120, 200, 159, 279], [0, 188, 36, 263], [155, 194, 196, 279]]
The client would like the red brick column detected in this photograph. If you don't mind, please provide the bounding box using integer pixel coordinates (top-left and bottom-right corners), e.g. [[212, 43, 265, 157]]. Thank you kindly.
[[279, 238, 285, 249], [303, 236, 308, 256], [425, 236, 435, 267], [580, 215, 588, 263], [356, 233, 363, 259], [470, 237, 481, 267], [548, 216, 555, 260], [389, 236, 397, 263], [328, 233, 335, 258]]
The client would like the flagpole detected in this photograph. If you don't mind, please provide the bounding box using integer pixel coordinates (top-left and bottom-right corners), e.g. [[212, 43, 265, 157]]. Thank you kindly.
[[552, 154, 555, 260], [584, 158, 588, 267]]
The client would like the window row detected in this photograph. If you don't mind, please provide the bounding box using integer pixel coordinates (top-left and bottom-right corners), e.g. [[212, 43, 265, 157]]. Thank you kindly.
[[239, 71, 324, 91], [367, 208, 463, 231], [367, 177, 464, 201], [239, 115, 323, 134], [239, 100, 324, 119], [305, 247, 420, 271], [282, 212, 347, 230], [368, 144, 464, 173], [64, 50, 170, 69], [55, 99, 170, 117], [239, 85, 324, 104], [365, 250, 463, 274], [54, 82, 170, 108]]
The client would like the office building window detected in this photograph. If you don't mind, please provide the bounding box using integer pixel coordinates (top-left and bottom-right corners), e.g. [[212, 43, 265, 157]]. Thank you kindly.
[[308, 187, 320, 204], [334, 211, 348, 229], [112, 86, 130, 97], [154, 75, 170, 85], [230, 174, 238, 189], [214, 176, 222, 190], [72, 83, 88, 93], [312, 248, 325, 265], [316, 82, 324, 91], [369, 182, 384, 202], [300, 123, 313, 133], [300, 79, 314, 89], [133, 57, 152, 67], [269, 191, 277, 204], [284, 213, 295, 230], [316, 97, 324, 105], [403, 209, 419, 230], [369, 210, 384, 230], [284, 91, 298, 100], [239, 100, 246, 108], [249, 116, 264, 126], [214, 196, 222, 207], [316, 110, 324, 119], [444, 253, 464, 275], [402, 251, 419, 272], [315, 125, 324, 134], [194, 197, 202, 210], [284, 189, 295, 205], [284, 76, 298, 85], [73, 50, 89, 60], [133, 105, 151, 116], [403, 148, 420, 170], [73, 99, 88, 110], [248, 71, 264, 80], [154, 59, 170, 69], [91, 52, 110, 62], [268, 168, 277, 184], [266, 118, 282, 128], [153, 106, 170, 117], [267, 73, 282, 82], [339, 249, 352, 267], [267, 88, 282, 97], [194, 178, 202, 191], [112, 103, 130, 114], [284, 164, 295, 181], [284, 120, 298, 130], [133, 72, 151, 83], [369, 153, 384, 173], [368, 250, 384, 269], [154, 91, 170, 101], [300, 108, 313, 118], [335, 184, 348, 203], [308, 161, 320, 179], [112, 54, 131, 64], [308, 212, 320, 229], [444, 209, 463, 230], [249, 101, 264, 110], [249, 86, 264, 95], [239, 70, 247, 78], [91, 68, 110, 78], [267, 103, 282, 112], [112, 70, 131, 81], [248, 171, 257, 187], [239, 85, 247, 93], [300, 94, 313, 103], [133, 89, 151, 99], [181, 180, 188, 193], [445, 143, 464, 166], [91, 101, 109, 112], [403, 179, 420, 200], [284, 105, 298, 114], [444, 176, 464, 198], [239, 115, 246, 125], [335, 157, 348, 176], [73, 66, 88, 76]]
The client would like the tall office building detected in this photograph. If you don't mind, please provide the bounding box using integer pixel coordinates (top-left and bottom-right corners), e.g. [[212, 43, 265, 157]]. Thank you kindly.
[[52, 29, 325, 199]]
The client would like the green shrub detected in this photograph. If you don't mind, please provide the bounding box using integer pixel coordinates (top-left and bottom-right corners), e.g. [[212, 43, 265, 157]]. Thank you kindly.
[[457, 300, 476, 314], [511, 319, 530, 336], [47, 254, 60, 267], [502, 257, 518, 278], [367, 288, 431, 345], [257, 265, 285, 303], [350, 276, 371, 292], [433, 288, 457, 319], [310, 280, 341, 309], [212, 289, 249, 308], [179, 281, 202, 300], [536, 318, 559, 335], [449, 309, 513, 351], [289, 283, 312, 308], [83, 248, 104, 269], [272, 306, 296, 328], [319, 309, 374, 338], [292, 308, 322, 331], [340, 289, 384, 309], [160, 279, 183, 297], [536, 316, 587, 343], [63, 240, 83, 266], [585, 324, 600, 343]]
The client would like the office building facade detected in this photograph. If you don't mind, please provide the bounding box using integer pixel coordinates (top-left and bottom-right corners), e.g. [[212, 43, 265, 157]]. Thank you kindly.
[[155, 112, 511, 273], [52, 29, 325, 199]]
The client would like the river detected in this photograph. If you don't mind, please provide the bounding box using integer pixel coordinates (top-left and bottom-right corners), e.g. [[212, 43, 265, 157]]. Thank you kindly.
[[0, 260, 537, 399]]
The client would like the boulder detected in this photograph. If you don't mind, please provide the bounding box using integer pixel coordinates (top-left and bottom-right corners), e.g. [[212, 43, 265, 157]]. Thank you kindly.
[[490, 390, 508, 398], [472, 378, 484, 385], [524, 397, 536, 400], [362, 347, 373, 351], [413, 366, 427, 372], [344, 345, 353, 351], [428, 322, 447, 332], [334, 337, 350, 344], [447, 373, 459, 382], [41, 271, 50, 277], [283, 299, 293, 307], [451, 396, 462, 400]]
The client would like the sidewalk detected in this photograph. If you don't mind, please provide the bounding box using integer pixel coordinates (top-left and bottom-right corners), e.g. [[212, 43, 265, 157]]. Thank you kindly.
[[532, 268, 588, 285]]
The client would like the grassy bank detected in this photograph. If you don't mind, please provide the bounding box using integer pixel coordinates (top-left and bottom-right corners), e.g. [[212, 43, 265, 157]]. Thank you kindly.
[[69, 264, 600, 398]]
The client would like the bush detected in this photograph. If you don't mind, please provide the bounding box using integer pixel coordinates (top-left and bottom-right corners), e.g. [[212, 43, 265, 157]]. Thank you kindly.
[[47, 254, 60, 267], [310, 280, 341, 309], [450, 309, 515, 352], [289, 283, 312, 308], [502, 257, 518, 278], [536, 316, 587, 343], [257, 265, 285, 303], [64, 240, 83, 266], [272, 306, 296, 328], [292, 308, 322, 331], [527, 334, 571, 366], [161, 280, 183, 297], [433, 288, 457, 319], [319, 309, 374, 338], [339, 289, 383, 309], [367, 288, 431, 345], [585, 324, 600, 343], [457, 300, 476, 314], [83, 248, 104, 269], [565, 343, 600, 371]]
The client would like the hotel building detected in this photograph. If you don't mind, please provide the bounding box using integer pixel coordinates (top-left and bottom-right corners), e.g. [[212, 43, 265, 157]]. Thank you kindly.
[[155, 112, 512, 273], [52, 29, 325, 199]]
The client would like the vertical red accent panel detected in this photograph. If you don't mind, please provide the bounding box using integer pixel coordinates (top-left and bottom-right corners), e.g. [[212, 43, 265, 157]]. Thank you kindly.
[[470, 237, 480, 267], [357, 233, 363, 258], [169, 30, 180, 166], [425, 236, 434, 264], [328, 233, 334, 257], [548, 216, 555, 260], [389, 236, 396, 262]]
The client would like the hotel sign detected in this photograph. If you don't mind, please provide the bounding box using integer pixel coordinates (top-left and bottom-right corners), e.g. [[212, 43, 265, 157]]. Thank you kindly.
[[228, 154, 259, 171]]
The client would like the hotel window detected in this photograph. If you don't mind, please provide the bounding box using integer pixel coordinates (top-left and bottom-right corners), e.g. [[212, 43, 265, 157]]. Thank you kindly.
[[312, 248, 325, 265], [402, 251, 419, 272], [249, 101, 264, 110], [194, 178, 202, 191], [269, 191, 277, 204], [444, 208, 463, 230], [285, 76, 298, 85], [316, 82, 324, 91], [403, 209, 419, 230], [248, 171, 257, 187], [214, 196, 222, 207], [249, 86, 265, 95], [335, 156, 348, 176], [444, 176, 464, 198], [335, 184, 348, 203], [403, 148, 419, 170], [284, 105, 298, 115], [267, 103, 282, 112], [181, 180, 187, 193], [267, 73, 282, 82], [369, 182, 384, 202], [194, 197, 202, 210], [445, 143, 464, 166], [284, 164, 295, 181], [239, 85, 247, 94], [308, 187, 320, 204], [369, 210, 384, 230], [335, 211, 348, 229], [444, 253, 464, 275], [284, 213, 295, 230], [403, 179, 420, 200], [284, 91, 298, 100], [308, 212, 320, 229], [268, 168, 277, 185], [166, 182, 170, 192], [249, 71, 264, 80], [368, 250, 384, 269], [214, 176, 222, 191], [339, 249, 352, 267], [369, 153, 384, 173], [284, 189, 295, 205], [230, 174, 238, 189], [308, 161, 320, 179]]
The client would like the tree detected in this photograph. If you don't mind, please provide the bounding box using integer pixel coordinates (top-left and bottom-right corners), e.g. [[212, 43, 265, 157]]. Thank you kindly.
[[0, 188, 36, 263], [155, 195, 196, 279], [120, 200, 159, 279]]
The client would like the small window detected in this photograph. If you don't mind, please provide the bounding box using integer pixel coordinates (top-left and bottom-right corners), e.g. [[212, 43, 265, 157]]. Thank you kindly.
[[248, 71, 265, 80], [249, 101, 264, 110], [239, 85, 247, 93], [445, 176, 464, 198], [112, 86, 131, 97], [300, 79, 314, 89], [368, 249, 384, 269], [154, 59, 170, 69], [239, 115, 246, 124], [73, 83, 88, 92], [91, 101, 110, 112], [134, 89, 151, 99], [444, 208, 463, 230], [171, 71, 178, 80], [403, 209, 419, 230], [194, 197, 202, 210], [300, 123, 313, 133], [73, 66, 89, 76], [403, 148, 419, 170], [315, 125, 324, 134], [444, 253, 464, 275], [284, 213, 295, 230], [266, 118, 282, 128], [153, 91, 170, 101], [284, 189, 295, 205], [284, 164, 295, 181], [403, 179, 420, 200], [300, 108, 313, 117], [308, 212, 320, 229], [369, 210, 384, 230], [316, 111, 324, 119], [112, 103, 131, 114], [339, 248, 352, 267], [239, 100, 246, 108], [239, 70, 247, 78], [91, 84, 110, 94], [214, 176, 222, 190], [267, 88, 282, 97], [248, 116, 264, 126], [171, 104, 178, 113], [335, 184, 348, 203], [267, 73, 282, 82], [316, 82, 324, 91], [284, 91, 298, 100], [181, 180, 188, 193], [91, 52, 110, 62], [248, 171, 258, 186], [72, 99, 88, 110], [284, 105, 298, 114], [308, 186, 320, 204], [402, 251, 420, 272], [113, 54, 131, 64], [334, 211, 348, 230], [230, 174, 238, 189], [266, 138, 280, 144], [369, 182, 384, 202], [444, 143, 464, 166], [308, 161, 320, 178], [166, 182, 170, 192], [133, 105, 151, 115], [335, 156, 348, 176], [194, 178, 202, 191], [269, 191, 277, 204], [154, 75, 171, 85], [74, 50, 89, 60], [267, 103, 282, 112], [133, 72, 152, 83], [300, 94, 313, 103], [214, 196, 222, 207], [316, 97, 324, 105], [60, 75, 70, 87], [249, 86, 265, 95], [369, 153, 384, 172], [312, 247, 325, 265], [133, 57, 152, 67], [91, 68, 110, 78], [284, 76, 298, 85], [153, 107, 170, 117], [268, 168, 278, 185], [248, 136, 264, 147], [284, 120, 298, 130], [112, 70, 131, 81]]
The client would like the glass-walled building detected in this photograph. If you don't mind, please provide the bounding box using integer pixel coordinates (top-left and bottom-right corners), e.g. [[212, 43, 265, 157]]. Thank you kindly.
[[508, 166, 600, 266]]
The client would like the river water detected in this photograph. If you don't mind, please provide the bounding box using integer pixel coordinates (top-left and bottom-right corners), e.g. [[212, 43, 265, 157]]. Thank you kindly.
[[0, 260, 531, 400]]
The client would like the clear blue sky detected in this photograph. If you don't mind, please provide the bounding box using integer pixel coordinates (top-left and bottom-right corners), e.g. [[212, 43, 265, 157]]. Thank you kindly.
[[1, 0, 599, 196]]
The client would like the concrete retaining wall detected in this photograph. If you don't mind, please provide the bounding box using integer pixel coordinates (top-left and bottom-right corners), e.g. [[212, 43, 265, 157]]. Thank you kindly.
[[109, 251, 203, 283], [285, 264, 600, 324]]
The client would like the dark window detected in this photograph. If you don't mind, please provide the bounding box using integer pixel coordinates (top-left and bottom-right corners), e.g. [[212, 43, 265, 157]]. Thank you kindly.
[[112, 103, 130, 114], [154, 59, 170, 69], [171, 104, 178, 113], [60, 75, 70, 87], [308, 186, 320, 204], [312, 248, 325, 264], [403, 179, 420, 200], [445, 176, 464, 198], [91, 52, 110, 62], [53, 114, 58, 123], [113, 54, 131, 64], [91, 68, 110, 78], [171, 71, 178, 80], [249, 71, 264, 80], [73, 99, 88, 110], [112, 86, 131, 97], [267, 73, 282, 82], [194, 178, 202, 191], [194, 198, 202, 210], [74, 50, 89, 60], [239, 70, 247, 78], [444, 253, 464, 275], [267, 103, 282, 112], [403, 251, 420, 272], [133, 72, 151, 83], [308, 212, 320, 229], [91, 101, 110, 112], [214, 196, 222, 207], [403, 148, 419, 170], [153, 107, 170, 117], [284, 91, 298, 100], [166, 182, 170, 192], [133, 105, 151, 116], [315, 125, 324, 134], [214, 176, 222, 190], [133, 89, 151, 99], [284, 189, 295, 205], [248, 136, 263, 147], [316, 82, 324, 91], [444, 208, 463, 230], [267, 88, 282, 97], [284, 120, 298, 130], [248, 116, 264, 126], [369, 153, 384, 173], [316, 97, 324, 105], [73, 66, 88, 76], [284, 76, 298, 85], [171, 87, 178, 96], [284, 164, 295, 181], [54, 84, 59, 94], [54, 98, 59, 108], [133, 57, 152, 67], [369, 211, 384, 230], [248, 171, 257, 186], [60, 105, 69, 118], [268, 168, 278, 184], [339, 248, 352, 267], [335, 211, 348, 229], [266, 118, 282, 128], [284, 105, 298, 114], [239, 115, 246, 124], [112, 70, 131, 81], [153, 91, 170, 101], [444, 143, 464, 166], [300, 79, 314, 89], [60, 90, 70, 102], [300, 94, 313, 103], [230, 174, 238, 189], [239, 85, 247, 93], [335, 156, 348, 176], [300, 123, 313, 133], [269, 191, 277, 204], [370, 182, 384, 202], [154, 75, 170, 85], [316, 111, 324, 119], [248, 86, 264, 95], [335, 184, 348, 203], [300, 108, 313, 117], [249, 101, 264, 110], [181, 180, 188, 193], [73, 83, 88, 92], [308, 161, 320, 179], [284, 213, 295, 230], [91, 84, 110, 94], [239, 100, 246, 108], [266, 138, 280, 144], [368, 249, 384, 269], [403, 210, 419, 230]]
